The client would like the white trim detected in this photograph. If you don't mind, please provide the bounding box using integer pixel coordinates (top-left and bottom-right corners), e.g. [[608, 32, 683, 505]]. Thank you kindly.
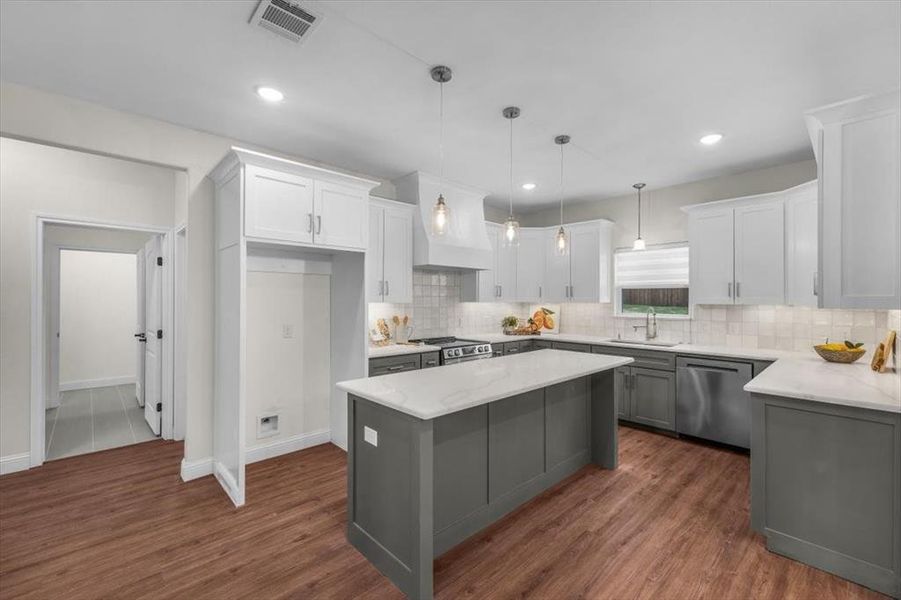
[[59, 376, 136, 391], [31, 214, 176, 470], [245, 429, 331, 464], [0, 453, 31, 476], [179, 457, 213, 481]]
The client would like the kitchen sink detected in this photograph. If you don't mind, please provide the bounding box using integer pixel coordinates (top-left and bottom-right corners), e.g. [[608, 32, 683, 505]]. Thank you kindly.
[[604, 340, 681, 348]]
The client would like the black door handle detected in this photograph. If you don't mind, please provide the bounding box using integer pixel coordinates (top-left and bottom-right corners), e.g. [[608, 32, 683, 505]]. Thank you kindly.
[[134, 333, 147, 342]]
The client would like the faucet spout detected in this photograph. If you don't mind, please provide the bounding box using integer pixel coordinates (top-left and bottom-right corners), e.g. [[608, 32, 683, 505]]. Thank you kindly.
[[646, 307, 657, 340]]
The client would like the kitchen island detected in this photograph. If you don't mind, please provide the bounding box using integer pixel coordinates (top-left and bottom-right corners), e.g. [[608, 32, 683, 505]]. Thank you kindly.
[[336, 349, 633, 599]]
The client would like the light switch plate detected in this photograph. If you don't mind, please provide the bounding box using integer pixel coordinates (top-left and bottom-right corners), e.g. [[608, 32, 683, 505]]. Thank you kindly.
[[363, 426, 378, 447], [282, 324, 295, 339]]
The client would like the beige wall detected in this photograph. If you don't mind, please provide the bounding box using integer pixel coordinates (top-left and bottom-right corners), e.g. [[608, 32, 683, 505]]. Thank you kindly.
[[0, 82, 387, 463], [515, 159, 817, 248], [245, 272, 330, 450], [59, 250, 137, 387]]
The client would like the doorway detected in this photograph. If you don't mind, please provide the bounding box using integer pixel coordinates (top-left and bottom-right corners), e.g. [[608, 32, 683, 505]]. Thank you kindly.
[[33, 219, 175, 467]]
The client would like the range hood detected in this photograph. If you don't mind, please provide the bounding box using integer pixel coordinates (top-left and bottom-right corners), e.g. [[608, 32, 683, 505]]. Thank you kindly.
[[393, 172, 493, 270]]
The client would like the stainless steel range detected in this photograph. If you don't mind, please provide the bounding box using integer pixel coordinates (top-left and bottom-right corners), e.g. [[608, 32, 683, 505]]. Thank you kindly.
[[411, 337, 493, 365]]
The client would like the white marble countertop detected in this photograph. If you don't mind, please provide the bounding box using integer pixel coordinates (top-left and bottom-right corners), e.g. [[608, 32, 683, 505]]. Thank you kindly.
[[467, 332, 801, 362], [339, 349, 633, 419], [368, 343, 441, 358], [744, 355, 901, 413]]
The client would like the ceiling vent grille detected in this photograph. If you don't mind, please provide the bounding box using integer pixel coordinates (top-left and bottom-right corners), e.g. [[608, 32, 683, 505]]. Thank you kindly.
[[250, 0, 322, 43]]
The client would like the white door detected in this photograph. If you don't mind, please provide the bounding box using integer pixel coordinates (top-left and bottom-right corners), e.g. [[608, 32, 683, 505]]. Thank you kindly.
[[785, 183, 819, 306], [569, 223, 601, 302], [244, 165, 314, 244], [734, 200, 785, 305], [135, 248, 146, 407], [382, 204, 413, 303], [689, 208, 735, 305], [143, 236, 162, 435], [313, 181, 368, 250], [544, 227, 570, 302], [366, 204, 384, 302], [516, 229, 545, 303]]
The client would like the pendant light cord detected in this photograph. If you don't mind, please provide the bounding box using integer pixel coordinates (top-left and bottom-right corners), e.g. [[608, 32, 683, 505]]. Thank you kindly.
[[637, 186, 642, 239], [559, 143, 564, 226], [439, 81, 444, 183], [508, 116, 514, 217]]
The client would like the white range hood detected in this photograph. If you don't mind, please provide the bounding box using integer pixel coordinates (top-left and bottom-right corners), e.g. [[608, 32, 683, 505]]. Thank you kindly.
[[393, 172, 493, 271]]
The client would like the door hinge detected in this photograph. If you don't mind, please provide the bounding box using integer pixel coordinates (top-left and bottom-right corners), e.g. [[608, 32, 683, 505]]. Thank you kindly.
[[156, 329, 163, 339], [157, 257, 163, 266], [156, 402, 162, 412]]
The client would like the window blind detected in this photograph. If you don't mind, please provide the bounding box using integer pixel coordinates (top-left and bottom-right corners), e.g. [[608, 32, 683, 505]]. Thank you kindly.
[[614, 244, 689, 288]]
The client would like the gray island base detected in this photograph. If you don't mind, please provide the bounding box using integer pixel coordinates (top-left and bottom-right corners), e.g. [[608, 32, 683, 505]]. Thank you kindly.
[[337, 349, 633, 599]]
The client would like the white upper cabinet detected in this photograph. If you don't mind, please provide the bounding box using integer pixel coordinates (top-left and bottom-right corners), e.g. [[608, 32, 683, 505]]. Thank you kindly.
[[784, 181, 818, 307], [496, 231, 518, 301], [734, 199, 785, 304], [244, 165, 314, 244], [222, 147, 377, 252], [367, 198, 413, 303], [313, 181, 369, 250], [515, 228, 545, 303], [806, 90, 901, 309], [461, 222, 499, 302], [544, 229, 570, 302], [542, 221, 612, 303], [688, 207, 735, 304]]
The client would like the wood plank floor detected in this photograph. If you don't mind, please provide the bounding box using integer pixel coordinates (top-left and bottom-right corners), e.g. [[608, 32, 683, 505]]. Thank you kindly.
[[0, 426, 885, 599]]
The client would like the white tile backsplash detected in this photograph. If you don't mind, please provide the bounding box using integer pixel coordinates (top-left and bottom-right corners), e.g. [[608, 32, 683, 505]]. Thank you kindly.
[[369, 271, 901, 353]]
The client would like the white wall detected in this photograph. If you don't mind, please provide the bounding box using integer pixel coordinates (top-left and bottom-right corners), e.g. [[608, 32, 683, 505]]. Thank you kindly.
[[245, 272, 330, 451], [0, 134, 177, 459], [58, 250, 137, 389], [516, 159, 817, 247], [0, 81, 387, 464]]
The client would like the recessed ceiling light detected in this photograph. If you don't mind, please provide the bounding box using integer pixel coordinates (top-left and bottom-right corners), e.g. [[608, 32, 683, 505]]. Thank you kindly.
[[522, 182, 536, 191], [699, 133, 723, 146], [256, 86, 284, 103]]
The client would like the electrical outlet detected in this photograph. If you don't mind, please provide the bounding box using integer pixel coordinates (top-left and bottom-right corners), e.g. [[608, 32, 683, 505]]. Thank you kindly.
[[363, 426, 378, 447], [282, 324, 294, 339]]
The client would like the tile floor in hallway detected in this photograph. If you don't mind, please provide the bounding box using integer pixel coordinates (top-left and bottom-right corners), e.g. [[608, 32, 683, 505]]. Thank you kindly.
[[45, 384, 157, 460]]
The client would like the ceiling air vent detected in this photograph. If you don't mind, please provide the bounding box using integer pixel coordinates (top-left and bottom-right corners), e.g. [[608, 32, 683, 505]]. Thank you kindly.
[[250, 0, 322, 43]]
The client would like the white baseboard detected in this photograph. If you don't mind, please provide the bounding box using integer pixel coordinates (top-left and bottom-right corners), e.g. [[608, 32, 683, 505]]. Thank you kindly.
[[246, 429, 331, 464], [0, 453, 31, 475], [60, 375, 135, 392], [179, 456, 213, 482]]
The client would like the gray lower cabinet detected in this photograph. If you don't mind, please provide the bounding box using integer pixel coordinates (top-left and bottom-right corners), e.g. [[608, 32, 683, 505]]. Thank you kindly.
[[369, 353, 421, 376], [421, 352, 440, 369], [552, 341, 590, 353], [751, 393, 901, 598], [532, 339, 553, 350], [629, 368, 676, 430]]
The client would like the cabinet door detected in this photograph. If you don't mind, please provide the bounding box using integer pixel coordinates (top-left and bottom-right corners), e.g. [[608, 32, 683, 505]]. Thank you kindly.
[[366, 204, 384, 302], [516, 229, 546, 303], [688, 208, 734, 305], [629, 368, 675, 431], [785, 184, 818, 307], [496, 233, 517, 301], [544, 228, 570, 301], [614, 366, 631, 419], [472, 224, 499, 301], [819, 104, 901, 309], [382, 203, 413, 303], [313, 181, 368, 250], [244, 165, 314, 243], [734, 200, 785, 305], [569, 223, 601, 302]]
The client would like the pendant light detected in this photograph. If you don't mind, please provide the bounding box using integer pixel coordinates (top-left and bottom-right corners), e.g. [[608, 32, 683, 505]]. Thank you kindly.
[[502, 106, 521, 247], [430, 65, 452, 236], [632, 182, 647, 250], [554, 134, 570, 256]]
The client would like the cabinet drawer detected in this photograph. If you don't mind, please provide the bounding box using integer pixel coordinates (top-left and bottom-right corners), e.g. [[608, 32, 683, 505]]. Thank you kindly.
[[504, 341, 526, 355], [591, 344, 675, 371], [552, 341, 590, 353], [532, 340, 553, 350], [368, 354, 420, 376], [421, 352, 440, 369]]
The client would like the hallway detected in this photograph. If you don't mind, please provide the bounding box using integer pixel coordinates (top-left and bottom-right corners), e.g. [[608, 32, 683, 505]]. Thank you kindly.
[[45, 384, 157, 460]]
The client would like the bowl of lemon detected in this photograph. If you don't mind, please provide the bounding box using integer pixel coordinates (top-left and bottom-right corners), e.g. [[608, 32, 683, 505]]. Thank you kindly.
[[814, 340, 866, 364]]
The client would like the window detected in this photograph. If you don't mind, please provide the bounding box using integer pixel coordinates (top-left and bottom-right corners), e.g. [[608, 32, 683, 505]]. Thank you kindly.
[[614, 244, 689, 317]]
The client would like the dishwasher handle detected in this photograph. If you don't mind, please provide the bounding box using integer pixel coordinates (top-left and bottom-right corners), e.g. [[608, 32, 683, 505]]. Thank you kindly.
[[676, 356, 752, 377]]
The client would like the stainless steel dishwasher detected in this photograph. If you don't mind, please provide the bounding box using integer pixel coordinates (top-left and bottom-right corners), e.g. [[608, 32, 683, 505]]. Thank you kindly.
[[676, 356, 753, 449]]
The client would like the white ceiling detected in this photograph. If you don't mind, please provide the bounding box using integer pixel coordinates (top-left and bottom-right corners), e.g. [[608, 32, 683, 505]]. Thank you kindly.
[[1, 1, 898, 211]]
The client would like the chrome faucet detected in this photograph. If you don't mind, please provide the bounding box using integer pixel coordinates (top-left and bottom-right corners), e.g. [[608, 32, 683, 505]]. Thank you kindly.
[[632, 307, 658, 341]]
